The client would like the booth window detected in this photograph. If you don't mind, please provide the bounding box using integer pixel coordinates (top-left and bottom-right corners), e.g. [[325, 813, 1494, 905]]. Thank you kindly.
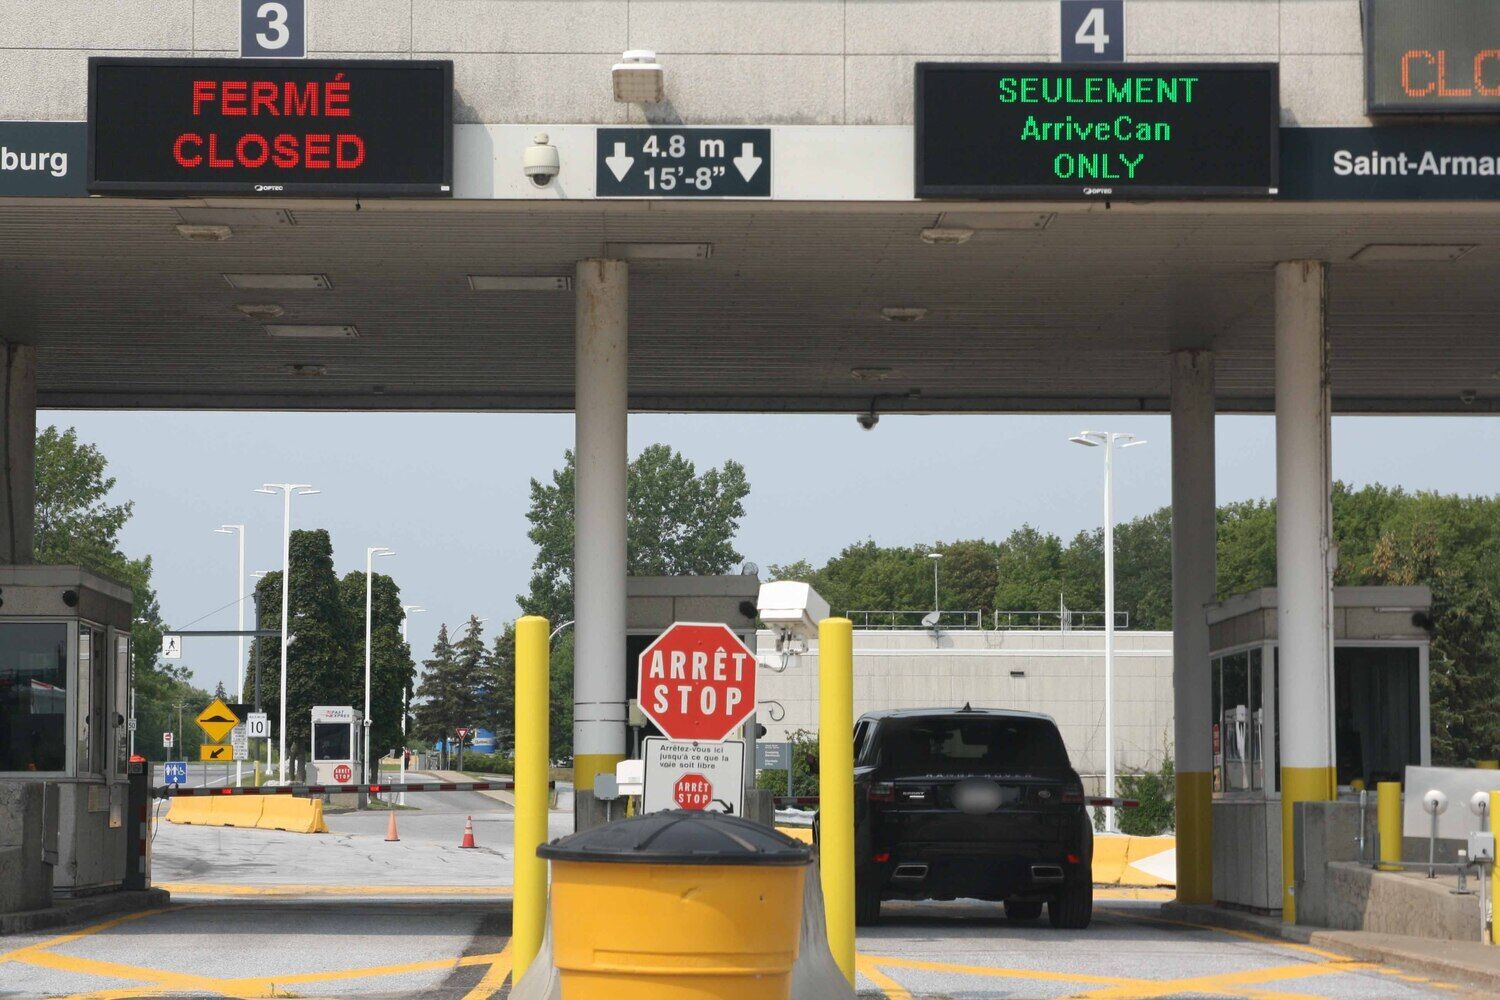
[[313, 720, 352, 761], [1335, 646, 1420, 788], [1211, 648, 1264, 793], [114, 634, 130, 776], [0, 623, 68, 772], [77, 626, 108, 775]]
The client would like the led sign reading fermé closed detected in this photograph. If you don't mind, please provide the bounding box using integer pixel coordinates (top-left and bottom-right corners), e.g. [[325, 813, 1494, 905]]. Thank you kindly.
[[87, 58, 452, 195]]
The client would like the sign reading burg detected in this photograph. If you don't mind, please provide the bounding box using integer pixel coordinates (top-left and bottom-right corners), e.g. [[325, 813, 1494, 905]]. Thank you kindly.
[[915, 63, 1279, 198], [87, 58, 452, 195]]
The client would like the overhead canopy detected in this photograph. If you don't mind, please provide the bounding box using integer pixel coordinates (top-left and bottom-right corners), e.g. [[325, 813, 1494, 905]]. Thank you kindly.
[[6, 198, 1497, 414]]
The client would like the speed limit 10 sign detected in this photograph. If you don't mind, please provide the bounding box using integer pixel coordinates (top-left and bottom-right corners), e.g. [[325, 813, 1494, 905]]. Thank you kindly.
[[241, 0, 306, 58]]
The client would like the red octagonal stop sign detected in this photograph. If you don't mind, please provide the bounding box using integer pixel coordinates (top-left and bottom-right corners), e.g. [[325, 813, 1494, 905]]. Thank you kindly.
[[674, 773, 713, 810], [637, 622, 757, 742]]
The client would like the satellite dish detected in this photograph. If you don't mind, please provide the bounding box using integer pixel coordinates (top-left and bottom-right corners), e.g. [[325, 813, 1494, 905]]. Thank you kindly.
[[921, 611, 941, 628]]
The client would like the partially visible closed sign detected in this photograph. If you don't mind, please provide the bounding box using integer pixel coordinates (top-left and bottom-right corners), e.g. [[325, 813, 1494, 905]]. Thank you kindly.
[[0, 122, 86, 196], [1365, 0, 1500, 113], [87, 58, 453, 195]]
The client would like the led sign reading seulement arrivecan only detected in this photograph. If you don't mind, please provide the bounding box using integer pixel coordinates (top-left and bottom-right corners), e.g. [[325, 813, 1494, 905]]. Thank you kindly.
[[87, 58, 453, 196], [915, 63, 1279, 199], [1364, 0, 1500, 113]]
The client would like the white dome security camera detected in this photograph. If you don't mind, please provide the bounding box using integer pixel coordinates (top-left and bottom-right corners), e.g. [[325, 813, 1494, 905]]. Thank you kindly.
[[523, 133, 559, 187]]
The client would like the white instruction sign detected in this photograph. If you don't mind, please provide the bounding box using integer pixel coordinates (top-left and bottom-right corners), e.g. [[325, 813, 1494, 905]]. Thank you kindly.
[[642, 737, 745, 817]]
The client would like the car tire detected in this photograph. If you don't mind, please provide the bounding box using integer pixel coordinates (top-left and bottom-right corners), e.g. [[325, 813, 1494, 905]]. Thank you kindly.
[[855, 879, 882, 926], [1048, 881, 1093, 929], [1004, 899, 1043, 921]]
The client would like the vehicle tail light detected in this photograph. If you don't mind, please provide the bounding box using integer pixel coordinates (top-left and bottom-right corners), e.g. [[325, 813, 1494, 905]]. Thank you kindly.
[[872, 852, 890, 863], [1061, 781, 1085, 804], [867, 781, 895, 803], [1066, 853, 1081, 865]]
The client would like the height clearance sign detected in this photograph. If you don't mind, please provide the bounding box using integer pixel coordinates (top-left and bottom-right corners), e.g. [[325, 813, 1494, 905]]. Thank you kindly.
[[915, 62, 1279, 198], [637, 622, 757, 742], [87, 58, 453, 195]]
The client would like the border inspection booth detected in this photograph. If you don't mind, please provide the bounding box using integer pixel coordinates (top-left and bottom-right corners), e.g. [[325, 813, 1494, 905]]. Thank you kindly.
[[0, 565, 133, 898], [1206, 586, 1432, 913], [309, 705, 363, 786]]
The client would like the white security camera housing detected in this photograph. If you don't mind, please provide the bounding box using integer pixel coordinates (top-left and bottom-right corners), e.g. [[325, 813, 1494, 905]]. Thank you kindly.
[[523, 133, 560, 187], [758, 581, 831, 643]]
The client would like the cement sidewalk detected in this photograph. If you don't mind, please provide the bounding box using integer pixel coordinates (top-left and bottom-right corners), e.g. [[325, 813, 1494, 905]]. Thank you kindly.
[[1162, 901, 1500, 994]]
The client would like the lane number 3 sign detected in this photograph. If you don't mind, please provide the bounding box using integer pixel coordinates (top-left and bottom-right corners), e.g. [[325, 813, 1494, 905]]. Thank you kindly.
[[241, 0, 306, 58]]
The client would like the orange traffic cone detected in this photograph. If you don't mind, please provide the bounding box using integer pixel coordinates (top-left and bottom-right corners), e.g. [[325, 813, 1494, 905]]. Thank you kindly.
[[459, 815, 477, 849], [385, 809, 400, 843]]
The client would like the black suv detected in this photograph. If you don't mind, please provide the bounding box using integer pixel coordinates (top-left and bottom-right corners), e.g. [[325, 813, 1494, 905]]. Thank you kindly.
[[843, 707, 1093, 928]]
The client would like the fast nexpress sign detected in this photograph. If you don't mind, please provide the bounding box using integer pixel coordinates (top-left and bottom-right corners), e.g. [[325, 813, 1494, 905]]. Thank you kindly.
[[87, 58, 452, 196], [916, 63, 1279, 199]]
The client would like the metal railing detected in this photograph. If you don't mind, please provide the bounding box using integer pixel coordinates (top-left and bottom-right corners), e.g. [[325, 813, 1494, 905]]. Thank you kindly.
[[843, 610, 984, 630], [992, 610, 1129, 631]]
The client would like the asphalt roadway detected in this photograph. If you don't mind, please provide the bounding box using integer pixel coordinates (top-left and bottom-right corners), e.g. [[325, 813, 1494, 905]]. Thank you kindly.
[[0, 777, 1478, 998]]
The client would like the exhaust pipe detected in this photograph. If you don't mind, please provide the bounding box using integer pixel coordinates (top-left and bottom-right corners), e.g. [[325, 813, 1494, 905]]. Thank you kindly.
[[1030, 864, 1065, 882], [891, 864, 929, 881]]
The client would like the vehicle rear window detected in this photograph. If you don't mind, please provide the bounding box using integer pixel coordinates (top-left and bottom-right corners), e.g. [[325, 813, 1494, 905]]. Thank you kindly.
[[876, 716, 1069, 774]]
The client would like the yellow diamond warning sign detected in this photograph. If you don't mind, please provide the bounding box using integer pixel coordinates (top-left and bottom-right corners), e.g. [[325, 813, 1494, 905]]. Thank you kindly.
[[196, 697, 240, 743]]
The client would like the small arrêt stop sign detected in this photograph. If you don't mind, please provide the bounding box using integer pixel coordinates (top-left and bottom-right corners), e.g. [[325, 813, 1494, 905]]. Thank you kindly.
[[333, 763, 352, 783], [638, 622, 757, 742], [674, 773, 713, 810]]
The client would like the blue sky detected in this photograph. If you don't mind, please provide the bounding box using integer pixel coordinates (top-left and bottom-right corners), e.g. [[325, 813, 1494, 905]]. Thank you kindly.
[[45, 409, 1500, 695]]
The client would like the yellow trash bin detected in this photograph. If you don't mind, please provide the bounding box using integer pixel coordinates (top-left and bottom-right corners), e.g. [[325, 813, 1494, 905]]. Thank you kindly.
[[538, 810, 812, 1000]]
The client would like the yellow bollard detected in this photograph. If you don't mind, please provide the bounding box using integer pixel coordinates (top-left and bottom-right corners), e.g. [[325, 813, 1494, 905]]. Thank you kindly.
[[513, 615, 550, 984], [1377, 781, 1402, 872], [818, 616, 855, 987], [1492, 791, 1500, 945]]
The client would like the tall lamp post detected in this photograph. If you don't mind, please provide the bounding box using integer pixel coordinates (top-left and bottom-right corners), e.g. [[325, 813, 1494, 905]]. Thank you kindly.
[[255, 484, 319, 783], [398, 604, 425, 799], [251, 570, 272, 776], [928, 552, 943, 619], [214, 524, 246, 786], [362, 546, 395, 783], [1070, 431, 1145, 833]]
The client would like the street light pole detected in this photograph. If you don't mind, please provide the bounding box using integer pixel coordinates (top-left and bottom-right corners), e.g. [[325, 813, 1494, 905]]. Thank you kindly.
[[398, 604, 425, 800], [363, 546, 394, 784], [215, 524, 245, 786], [251, 570, 271, 777], [928, 552, 943, 615], [1070, 431, 1145, 833], [255, 484, 318, 783]]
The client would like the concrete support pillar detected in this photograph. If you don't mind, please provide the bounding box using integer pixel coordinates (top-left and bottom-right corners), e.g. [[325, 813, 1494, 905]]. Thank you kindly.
[[1274, 260, 1336, 922], [1, 341, 37, 564], [572, 259, 628, 814], [1170, 349, 1215, 905]]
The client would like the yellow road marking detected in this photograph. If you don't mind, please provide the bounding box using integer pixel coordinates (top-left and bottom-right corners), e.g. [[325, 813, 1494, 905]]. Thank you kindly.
[[857, 953, 1158, 988], [0, 907, 175, 965], [857, 957, 914, 1000], [1069, 959, 1380, 998], [22, 950, 253, 998], [1104, 906, 1359, 964], [460, 941, 514, 1000], [59, 988, 175, 1000], [156, 882, 512, 897]]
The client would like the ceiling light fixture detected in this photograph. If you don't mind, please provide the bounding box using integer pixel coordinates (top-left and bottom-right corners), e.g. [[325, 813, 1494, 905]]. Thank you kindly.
[[1351, 244, 1475, 263], [224, 273, 332, 290], [920, 227, 973, 245], [850, 366, 893, 381], [235, 303, 285, 319], [467, 275, 573, 291], [613, 50, 665, 103], [603, 242, 712, 260], [880, 307, 927, 323], [176, 224, 232, 242], [285, 363, 328, 377], [265, 324, 358, 340]]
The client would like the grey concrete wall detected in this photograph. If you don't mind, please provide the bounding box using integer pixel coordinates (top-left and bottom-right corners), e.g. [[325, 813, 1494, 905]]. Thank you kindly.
[[1322, 863, 1485, 941], [0, 1, 1370, 126], [1212, 796, 1282, 911], [0, 782, 52, 913], [755, 628, 1174, 784]]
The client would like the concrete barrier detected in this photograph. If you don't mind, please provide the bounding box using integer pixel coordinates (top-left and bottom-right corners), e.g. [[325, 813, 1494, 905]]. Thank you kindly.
[[1092, 834, 1177, 887], [166, 796, 326, 834]]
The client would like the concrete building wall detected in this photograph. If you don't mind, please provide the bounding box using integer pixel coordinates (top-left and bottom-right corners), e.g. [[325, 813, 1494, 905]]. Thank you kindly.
[[0, 1, 1368, 126], [756, 628, 1175, 786]]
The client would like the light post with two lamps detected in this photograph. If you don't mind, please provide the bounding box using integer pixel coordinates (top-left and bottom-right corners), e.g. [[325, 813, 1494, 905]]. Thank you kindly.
[[1069, 431, 1145, 833], [214, 523, 246, 786], [254, 483, 319, 783], [363, 547, 395, 783]]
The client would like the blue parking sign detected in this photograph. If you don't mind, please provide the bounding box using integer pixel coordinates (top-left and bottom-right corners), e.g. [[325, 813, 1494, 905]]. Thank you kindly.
[[164, 761, 188, 785]]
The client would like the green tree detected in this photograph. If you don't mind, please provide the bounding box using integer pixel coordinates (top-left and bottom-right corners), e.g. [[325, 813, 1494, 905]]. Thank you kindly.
[[477, 626, 517, 754], [33, 426, 189, 760], [338, 570, 415, 781], [413, 624, 460, 769], [992, 526, 1067, 614], [450, 616, 488, 768], [247, 530, 355, 767], [521, 444, 752, 622]]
